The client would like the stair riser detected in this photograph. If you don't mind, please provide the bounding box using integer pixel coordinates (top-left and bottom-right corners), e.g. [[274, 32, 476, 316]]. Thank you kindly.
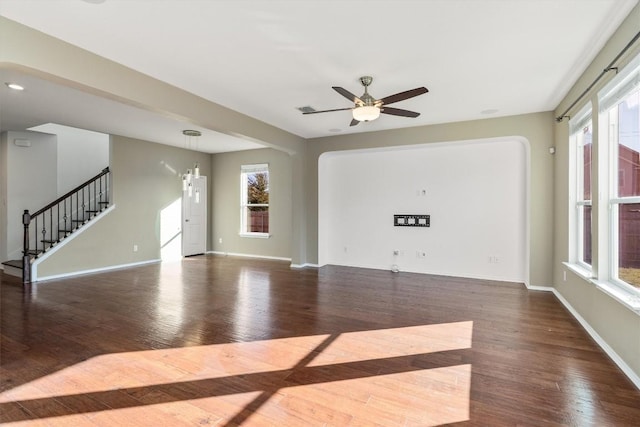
[[3, 264, 22, 278]]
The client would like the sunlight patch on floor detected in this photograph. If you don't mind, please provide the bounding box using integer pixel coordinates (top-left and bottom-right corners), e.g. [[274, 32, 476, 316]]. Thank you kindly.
[[307, 321, 473, 367], [0, 322, 473, 426]]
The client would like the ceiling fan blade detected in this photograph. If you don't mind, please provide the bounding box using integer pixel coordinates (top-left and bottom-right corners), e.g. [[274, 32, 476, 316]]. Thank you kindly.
[[381, 107, 420, 118], [350, 118, 360, 127], [302, 107, 353, 115], [333, 86, 363, 104], [379, 87, 428, 105]]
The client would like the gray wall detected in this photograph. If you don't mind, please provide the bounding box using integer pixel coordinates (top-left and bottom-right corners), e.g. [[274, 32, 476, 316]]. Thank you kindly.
[[211, 148, 292, 259], [552, 5, 640, 378], [36, 135, 211, 278]]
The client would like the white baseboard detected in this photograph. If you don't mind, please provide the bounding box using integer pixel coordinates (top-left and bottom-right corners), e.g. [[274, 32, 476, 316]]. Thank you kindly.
[[207, 251, 292, 262], [34, 259, 161, 282], [525, 284, 554, 292], [206, 252, 317, 269], [539, 287, 640, 390], [290, 263, 321, 269]]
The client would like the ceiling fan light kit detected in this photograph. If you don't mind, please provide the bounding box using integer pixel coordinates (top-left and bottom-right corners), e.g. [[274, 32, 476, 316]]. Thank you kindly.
[[303, 75, 428, 127], [352, 105, 380, 122]]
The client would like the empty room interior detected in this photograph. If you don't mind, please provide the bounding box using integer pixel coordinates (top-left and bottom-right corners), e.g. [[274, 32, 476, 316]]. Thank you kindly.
[[1, 1, 640, 425]]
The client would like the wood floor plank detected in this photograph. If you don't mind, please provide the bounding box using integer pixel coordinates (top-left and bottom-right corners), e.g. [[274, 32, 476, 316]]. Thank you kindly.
[[1, 255, 639, 425]]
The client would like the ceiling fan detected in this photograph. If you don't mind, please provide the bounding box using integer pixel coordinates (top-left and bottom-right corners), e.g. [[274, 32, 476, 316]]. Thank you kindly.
[[303, 76, 428, 126]]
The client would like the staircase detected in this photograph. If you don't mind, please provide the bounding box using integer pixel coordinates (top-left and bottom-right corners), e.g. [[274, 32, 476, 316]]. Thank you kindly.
[[2, 167, 111, 284]]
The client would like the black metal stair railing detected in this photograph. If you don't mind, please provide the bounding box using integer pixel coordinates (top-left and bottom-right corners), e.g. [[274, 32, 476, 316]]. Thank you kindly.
[[21, 167, 111, 283]]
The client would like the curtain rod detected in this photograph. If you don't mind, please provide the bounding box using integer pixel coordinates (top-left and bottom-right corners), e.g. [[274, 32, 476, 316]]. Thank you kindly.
[[555, 30, 640, 123]]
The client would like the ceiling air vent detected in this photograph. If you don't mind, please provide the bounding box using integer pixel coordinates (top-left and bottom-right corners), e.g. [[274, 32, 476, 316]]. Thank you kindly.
[[296, 106, 316, 113]]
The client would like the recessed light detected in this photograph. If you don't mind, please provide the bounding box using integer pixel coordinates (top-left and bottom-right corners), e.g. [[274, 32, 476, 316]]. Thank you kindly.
[[329, 128, 342, 133], [5, 83, 24, 91], [82, 0, 107, 4], [481, 109, 498, 115]]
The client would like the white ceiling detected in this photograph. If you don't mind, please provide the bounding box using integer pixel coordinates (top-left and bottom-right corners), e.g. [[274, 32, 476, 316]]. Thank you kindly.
[[0, 68, 265, 153], [0, 0, 637, 150]]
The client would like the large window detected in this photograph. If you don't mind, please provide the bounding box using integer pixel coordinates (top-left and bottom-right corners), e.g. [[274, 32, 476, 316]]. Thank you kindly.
[[240, 164, 269, 236], [570, 106, 593, 268], [605, 89, 640, 290], [598, 54, 640, 293]]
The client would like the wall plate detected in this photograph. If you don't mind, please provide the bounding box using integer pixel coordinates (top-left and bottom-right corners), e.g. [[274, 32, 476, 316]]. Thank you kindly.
[[394, 214, 430, 227]]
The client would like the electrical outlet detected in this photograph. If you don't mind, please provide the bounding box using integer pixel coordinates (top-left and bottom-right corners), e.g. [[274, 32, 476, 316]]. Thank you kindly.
[[133, 244, 138, 252], [219, 237, 223, 244]]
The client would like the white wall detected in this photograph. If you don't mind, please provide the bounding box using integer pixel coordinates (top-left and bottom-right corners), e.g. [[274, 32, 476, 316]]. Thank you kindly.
[[5, 131, 58, 260], [31, 123, 110, 195], [319, 137, 527, 282], [57, 127, 109, 195]]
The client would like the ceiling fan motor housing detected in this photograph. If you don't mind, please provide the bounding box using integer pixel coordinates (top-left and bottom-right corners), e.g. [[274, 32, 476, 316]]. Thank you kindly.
[[358, 76, 376, 106]]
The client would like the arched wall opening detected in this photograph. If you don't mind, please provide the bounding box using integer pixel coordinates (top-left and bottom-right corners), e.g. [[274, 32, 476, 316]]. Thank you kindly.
[[318, 137, 529, 283]]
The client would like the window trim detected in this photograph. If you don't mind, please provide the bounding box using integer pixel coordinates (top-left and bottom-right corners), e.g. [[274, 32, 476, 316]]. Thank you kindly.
[[240, 163, 270, 238], [596, 53, 640, 297], [569, 104, 593, 271]]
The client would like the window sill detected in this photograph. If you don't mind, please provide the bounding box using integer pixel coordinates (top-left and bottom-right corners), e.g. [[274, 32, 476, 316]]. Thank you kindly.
[[591, 280, 640, 315], [563, 262, 593, 281], [563, 262, 640, 315], [239, 233, 270, 239]]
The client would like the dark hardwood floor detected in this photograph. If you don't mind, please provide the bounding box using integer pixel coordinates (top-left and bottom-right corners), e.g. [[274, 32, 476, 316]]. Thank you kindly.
[[1, 255, 639, 426]]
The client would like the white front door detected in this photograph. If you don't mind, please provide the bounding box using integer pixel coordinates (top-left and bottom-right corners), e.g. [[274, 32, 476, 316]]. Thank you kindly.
[[182, 176, 207, 257]]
